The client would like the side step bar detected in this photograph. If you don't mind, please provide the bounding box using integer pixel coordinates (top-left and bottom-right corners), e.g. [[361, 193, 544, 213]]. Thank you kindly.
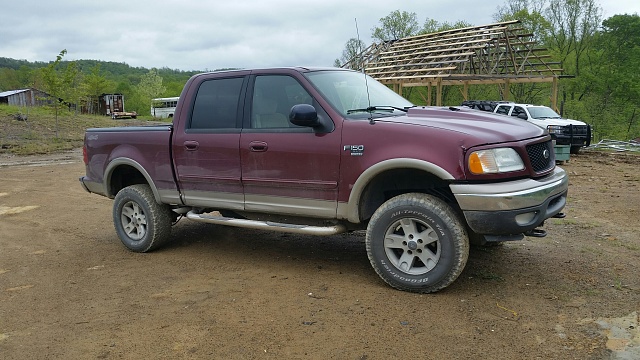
[[186, 211, 347, 236]]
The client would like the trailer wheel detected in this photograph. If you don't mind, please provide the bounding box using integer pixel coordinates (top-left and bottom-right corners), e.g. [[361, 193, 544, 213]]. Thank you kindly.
[[365, 193, 469, 293], [113, 184, 172, 252]]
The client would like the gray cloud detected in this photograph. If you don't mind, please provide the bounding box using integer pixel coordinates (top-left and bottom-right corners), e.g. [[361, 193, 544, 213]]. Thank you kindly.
[[1, 0, 637, 71]]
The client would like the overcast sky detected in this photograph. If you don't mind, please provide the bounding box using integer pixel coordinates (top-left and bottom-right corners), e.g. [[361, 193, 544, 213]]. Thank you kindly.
[[2, 0, 639, 71]]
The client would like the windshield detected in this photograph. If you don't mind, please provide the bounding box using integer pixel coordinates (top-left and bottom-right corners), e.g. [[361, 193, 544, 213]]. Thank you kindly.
[[304, 70, 414, 119], [528, 106, 561, 119]]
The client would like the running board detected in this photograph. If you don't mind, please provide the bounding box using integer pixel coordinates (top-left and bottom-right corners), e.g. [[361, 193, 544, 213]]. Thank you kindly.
[[186, 211, 347, 236]]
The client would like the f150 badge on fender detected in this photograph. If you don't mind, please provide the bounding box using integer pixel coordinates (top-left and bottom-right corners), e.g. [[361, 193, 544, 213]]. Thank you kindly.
[[343, 145, 364, 156]]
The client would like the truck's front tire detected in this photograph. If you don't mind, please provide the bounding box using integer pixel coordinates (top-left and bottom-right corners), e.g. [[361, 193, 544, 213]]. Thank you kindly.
[[365, 193, 469, 293], [113, 184, 172, 252]]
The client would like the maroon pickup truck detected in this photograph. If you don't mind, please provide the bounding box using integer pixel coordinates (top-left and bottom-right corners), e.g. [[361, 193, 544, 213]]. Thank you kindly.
[[80, 67, 568, 293]]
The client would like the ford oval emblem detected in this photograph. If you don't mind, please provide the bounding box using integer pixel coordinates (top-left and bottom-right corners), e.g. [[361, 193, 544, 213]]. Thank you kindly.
[[543, 149, 550, 159]]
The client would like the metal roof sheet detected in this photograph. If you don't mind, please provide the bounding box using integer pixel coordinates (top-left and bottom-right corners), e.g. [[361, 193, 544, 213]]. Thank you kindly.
[[0, 89, 31, 97]]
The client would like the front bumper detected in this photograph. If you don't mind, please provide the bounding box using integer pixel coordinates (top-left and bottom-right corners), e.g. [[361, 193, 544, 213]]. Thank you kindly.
[[553, 134, 590, 147], [551, 124, 592, 147], [450, 167, 568, 235]]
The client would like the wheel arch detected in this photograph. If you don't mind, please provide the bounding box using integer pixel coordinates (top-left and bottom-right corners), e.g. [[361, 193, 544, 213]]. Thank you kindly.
[[104, 158, 161, 203], [343, 158, 457, 223]]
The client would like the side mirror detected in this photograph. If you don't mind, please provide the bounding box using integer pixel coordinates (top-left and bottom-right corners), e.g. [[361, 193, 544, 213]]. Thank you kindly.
[[289, 104, 319, 127], [517, 113, 528, 120]]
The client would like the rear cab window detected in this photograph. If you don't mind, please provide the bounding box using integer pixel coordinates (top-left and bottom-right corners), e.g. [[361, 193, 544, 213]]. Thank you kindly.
[[188, 77, 245, 130]]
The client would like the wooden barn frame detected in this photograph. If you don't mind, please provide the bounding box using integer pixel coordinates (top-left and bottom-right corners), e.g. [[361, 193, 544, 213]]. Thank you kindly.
[[344, 20, 567, 109]]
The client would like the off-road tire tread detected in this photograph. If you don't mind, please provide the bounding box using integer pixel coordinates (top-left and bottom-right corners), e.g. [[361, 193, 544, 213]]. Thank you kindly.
[[113, 184, 173, 252], [365, 193, 469, 293]]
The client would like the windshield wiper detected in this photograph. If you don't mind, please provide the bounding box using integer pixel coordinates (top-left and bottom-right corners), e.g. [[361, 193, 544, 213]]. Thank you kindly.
[[347, 105, 409, 114]]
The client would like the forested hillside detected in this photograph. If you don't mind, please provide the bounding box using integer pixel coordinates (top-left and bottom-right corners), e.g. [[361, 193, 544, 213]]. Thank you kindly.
[[0, 55, 204, 117], [1, 0, 638, 141]]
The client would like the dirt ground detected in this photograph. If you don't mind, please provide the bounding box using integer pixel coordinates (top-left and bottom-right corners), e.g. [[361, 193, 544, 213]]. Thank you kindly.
[[0, 149, 638, 359]]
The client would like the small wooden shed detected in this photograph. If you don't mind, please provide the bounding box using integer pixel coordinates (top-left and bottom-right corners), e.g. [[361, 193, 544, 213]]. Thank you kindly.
[[0, 88, 53, 107]]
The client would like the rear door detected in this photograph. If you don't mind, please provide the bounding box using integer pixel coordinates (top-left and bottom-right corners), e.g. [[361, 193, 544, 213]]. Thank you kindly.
[[239, 72, 342, 218], [172, 74, 248, 209]]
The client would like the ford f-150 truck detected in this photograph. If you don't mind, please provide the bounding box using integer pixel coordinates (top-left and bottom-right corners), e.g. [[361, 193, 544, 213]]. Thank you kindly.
[[462, 100, 591, 154], [80, 67, 568, 293]]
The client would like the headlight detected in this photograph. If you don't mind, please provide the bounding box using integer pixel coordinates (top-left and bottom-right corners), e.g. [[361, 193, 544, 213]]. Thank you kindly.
[[547, 125, 565, 134], [468, 148, 524, 174]]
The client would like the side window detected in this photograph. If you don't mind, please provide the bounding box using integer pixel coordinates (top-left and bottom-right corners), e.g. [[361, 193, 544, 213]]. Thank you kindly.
[[251, 75, 313, 129], [190, 77, 244, 129], [495, 105, 510, 115], [511, 106, 527, 119]]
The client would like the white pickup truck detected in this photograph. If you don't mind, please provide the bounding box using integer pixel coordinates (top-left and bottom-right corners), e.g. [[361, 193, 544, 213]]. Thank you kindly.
[[462, 101, 591, 154]]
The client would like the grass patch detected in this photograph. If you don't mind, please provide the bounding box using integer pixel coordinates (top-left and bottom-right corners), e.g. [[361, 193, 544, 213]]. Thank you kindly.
[[0, 104, 164, 155]]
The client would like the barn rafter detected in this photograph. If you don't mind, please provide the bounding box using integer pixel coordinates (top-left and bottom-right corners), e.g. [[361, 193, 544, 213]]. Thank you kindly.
[[343, 20, 567, 108]]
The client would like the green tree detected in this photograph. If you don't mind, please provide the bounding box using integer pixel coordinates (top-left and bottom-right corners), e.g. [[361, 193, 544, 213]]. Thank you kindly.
[[491, 0, 553, 105], [40, 50, 69, 137], [546, 0, 602, 78], [61, 61, 84, 115], [420, 18, 472, 34], [133, 69, 166, 116], [371, 10, 419, 42], [494, 0, 550, 42], [334, 38, 367, 69], [82, 64, 113, 114], [589, 14, 640, 138]]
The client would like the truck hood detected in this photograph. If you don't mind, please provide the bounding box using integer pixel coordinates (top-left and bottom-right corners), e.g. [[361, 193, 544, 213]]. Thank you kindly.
[[529, 117, 587, 126], [376, 106, 546, 144]]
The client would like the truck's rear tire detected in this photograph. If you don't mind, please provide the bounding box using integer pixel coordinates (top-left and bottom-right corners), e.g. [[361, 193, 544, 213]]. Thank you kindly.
[[113, 184, 172, 252], [365, 193, 469, 293], [570, 146, 581, 155]]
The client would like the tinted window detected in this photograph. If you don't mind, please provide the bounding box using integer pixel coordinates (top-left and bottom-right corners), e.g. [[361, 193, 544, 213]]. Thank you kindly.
[[511, 106, 527, 119], [190, 77, 244, 129], [495, 105, 510, 115]]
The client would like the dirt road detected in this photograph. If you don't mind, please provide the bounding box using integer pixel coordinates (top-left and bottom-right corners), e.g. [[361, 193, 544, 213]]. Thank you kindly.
[[1, 150, 638, 359]]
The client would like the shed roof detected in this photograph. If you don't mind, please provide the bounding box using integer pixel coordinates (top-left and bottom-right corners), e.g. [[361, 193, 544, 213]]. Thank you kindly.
[[0, 89, 31, 98]]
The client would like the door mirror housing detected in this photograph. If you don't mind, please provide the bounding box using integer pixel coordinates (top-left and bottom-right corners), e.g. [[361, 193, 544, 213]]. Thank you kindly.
[[517, 113, 528, 120], [289, 104, 334, 133], [289, 104, 319, 127]]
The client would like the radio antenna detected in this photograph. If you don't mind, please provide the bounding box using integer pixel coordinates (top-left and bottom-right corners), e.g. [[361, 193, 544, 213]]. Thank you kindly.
[[355, 18, 374, 125]]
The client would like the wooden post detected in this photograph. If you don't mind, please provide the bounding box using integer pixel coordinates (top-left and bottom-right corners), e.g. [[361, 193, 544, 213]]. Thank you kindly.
[[427, 83, 432, 106], [463, 81, 469, 101], [551, 77, 559, 112]]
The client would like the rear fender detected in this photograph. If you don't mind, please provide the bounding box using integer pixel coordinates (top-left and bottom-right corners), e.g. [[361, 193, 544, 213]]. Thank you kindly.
[[105, 158, 161, 203]]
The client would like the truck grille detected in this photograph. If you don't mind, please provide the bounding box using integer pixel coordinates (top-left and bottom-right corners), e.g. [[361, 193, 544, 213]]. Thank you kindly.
[[563, 125, 588, 136], [526, 140, 554, 173]]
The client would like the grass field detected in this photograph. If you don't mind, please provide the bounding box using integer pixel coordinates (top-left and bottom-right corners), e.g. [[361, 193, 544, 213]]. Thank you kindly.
[[0, 105, 164, 155]]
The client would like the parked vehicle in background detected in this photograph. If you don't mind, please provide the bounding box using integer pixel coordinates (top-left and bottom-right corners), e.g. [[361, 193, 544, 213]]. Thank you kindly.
[[462, 101, 591, 154], [80, 67, 568, 293], [99, 93, 137, 119], [151, 97, 179, 118]]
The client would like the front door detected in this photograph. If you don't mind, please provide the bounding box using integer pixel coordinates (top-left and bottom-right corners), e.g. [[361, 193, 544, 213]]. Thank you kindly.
[[239, 74, 341, 218]]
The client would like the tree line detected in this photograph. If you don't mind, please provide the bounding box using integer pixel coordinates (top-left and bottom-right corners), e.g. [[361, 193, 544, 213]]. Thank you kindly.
[[0, 53, 200, 117], [335, 0, 640, 141], [0, 0, 638, 140]]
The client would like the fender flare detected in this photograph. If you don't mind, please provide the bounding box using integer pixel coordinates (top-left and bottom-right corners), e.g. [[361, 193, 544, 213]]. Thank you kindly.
[[104, 157, 162, 203], [343, 158, 455, 223]]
